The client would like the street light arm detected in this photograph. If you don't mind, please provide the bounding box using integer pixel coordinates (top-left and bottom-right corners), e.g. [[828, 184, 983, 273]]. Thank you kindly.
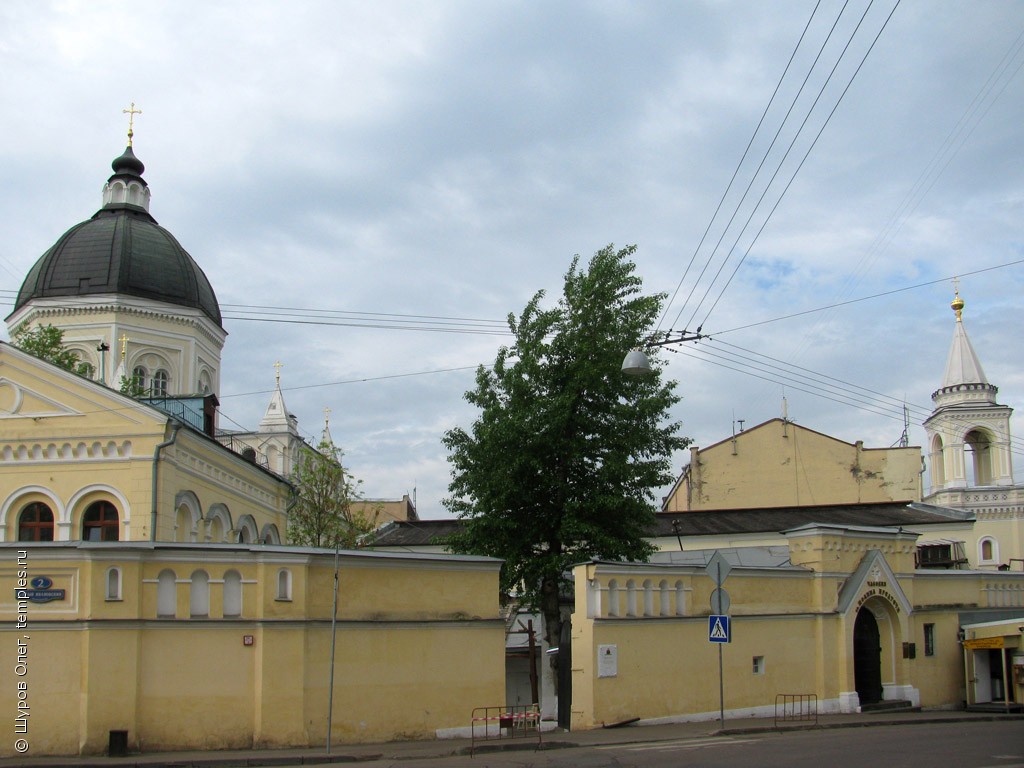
[[621, 327, 706, 376]]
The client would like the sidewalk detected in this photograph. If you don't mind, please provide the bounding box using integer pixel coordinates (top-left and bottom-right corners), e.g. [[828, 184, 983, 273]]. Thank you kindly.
[[7, 710, 1022, 767]]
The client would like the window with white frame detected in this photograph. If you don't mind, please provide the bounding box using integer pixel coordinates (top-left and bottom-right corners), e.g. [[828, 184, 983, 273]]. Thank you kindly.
[[105, 567, 122, 601], [190, 570, 210, 617], [276, 568, 292, 601], [979, 537, 998, 565], [223, 570, 242, 617]]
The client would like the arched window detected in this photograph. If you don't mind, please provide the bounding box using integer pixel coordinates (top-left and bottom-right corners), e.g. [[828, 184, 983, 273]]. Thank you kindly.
[[175, 504, 194, 542], [190, 570, 210, 617], [132, 366, 147, 392], [223, 570, 242, 617], [930, 434, 945, 488], [153, 369, 169, 396], [106, 567, 122, 600], [18, 502, 54, 541], [82, 501, 119, 541], [979, 537, 998, 564], [78, 362, 96, 380], [157, 569, 176, 617], [276, 568, 292, 601]]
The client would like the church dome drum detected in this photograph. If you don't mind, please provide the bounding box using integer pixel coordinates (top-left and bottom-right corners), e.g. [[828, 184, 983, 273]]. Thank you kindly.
[[11, 146, 222, 327]]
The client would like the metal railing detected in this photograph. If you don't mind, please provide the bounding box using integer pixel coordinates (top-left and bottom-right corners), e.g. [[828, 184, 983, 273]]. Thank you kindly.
[[470, 704, 541, 755], [774, 693, 818, 728]]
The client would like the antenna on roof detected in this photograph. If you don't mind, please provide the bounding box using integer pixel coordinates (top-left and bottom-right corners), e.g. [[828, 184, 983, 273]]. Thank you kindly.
[[898, 403, 910, 448]]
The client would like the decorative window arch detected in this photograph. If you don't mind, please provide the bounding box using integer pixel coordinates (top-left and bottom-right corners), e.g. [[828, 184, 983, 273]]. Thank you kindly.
[[132, 366, 147, 392], [206, 503, 232, 543], [18, 502, 54, 542], [153, 369, 170, 396], [82, 500, 119, 541], [236, 515, 259, 544], [223, 570, 242, 617], [157, 569, 176, 617], [190, 570, 210, 617], [261, 523, 281, 545], [105, 567, 122, 600], [276, 568, 292, 601], [979, 537, 999, 565]]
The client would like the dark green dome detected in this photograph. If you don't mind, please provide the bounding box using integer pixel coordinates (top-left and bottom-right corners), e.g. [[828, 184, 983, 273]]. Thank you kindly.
[[11, 147, 222, 327]]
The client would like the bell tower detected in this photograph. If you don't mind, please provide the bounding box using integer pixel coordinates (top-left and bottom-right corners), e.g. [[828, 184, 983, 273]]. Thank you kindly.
[[923, 290, 1014, 498]]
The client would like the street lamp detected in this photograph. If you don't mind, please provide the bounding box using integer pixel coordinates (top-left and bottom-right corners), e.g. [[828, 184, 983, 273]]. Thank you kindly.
[[621, 329, 705, 376]]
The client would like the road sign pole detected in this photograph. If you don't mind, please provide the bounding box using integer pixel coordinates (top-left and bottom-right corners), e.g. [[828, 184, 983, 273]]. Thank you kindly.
[[717, 560, 724, 729]]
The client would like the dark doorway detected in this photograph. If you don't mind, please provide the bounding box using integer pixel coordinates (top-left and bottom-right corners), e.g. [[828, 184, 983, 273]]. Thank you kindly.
[[854, 608, 883, 705]]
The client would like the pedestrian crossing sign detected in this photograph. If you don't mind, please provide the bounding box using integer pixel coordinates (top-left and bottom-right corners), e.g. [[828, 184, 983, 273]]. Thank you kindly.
[[709, 614, 730, 643]]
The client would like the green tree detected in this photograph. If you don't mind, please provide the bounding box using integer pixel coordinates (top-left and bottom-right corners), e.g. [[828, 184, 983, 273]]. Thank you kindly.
[[10, 323, 90, 375], [443, 244, 689, 659], [287, 439, 378, 549]]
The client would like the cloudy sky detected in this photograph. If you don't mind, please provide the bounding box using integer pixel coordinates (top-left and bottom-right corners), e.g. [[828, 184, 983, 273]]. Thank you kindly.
[[2, 1, 1023, 518]]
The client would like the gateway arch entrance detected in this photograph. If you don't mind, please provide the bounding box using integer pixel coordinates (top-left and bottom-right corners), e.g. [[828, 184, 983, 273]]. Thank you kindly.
[[854, 607, 883, 706]]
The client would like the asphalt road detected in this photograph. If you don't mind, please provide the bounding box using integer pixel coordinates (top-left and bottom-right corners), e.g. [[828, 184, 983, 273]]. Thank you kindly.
[[360, 721, 1023, 768]]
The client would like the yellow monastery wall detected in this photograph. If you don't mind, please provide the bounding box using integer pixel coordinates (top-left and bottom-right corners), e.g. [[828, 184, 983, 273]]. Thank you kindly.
[[571, 537, 1024, 730], [0, 544, 504, 757]]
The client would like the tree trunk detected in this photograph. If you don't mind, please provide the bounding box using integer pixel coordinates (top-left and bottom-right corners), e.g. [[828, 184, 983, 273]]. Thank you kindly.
[[541, 574, 563, 693]]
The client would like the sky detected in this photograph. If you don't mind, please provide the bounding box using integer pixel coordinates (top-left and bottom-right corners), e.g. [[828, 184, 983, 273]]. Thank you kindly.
[[1, 1, 1023, 519]]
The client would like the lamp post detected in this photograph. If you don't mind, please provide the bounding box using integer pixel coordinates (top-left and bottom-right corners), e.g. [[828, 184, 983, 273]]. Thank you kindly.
[[621, 329, 705, 376]]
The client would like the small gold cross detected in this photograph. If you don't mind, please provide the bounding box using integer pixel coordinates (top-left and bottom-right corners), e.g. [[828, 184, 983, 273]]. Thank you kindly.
[[273, 360, 283, 384], [123, 102, 142, 146], [119, 333, 129, 360]]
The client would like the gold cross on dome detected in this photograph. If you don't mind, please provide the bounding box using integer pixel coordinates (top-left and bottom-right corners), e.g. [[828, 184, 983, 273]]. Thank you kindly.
[[273, 360, 283, 384], [119, 333, 129, 360], [122, 102, 142, 146]]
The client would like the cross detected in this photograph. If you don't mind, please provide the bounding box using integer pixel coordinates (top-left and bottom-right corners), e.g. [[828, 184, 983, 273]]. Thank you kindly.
[[324, 407, 331, 427], [123, 102, 142, 146], [273, 360, 283, 384], [119, 333, 129, 360]]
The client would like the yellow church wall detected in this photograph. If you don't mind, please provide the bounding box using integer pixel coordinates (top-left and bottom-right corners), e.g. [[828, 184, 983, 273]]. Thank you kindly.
[[0, 543, 504, 757], [666, 419, 922, 512], [571, 529, 1024, 730]]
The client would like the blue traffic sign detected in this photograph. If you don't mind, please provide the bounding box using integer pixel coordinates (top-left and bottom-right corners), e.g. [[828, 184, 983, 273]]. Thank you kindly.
[[708, 614, 730, 643]]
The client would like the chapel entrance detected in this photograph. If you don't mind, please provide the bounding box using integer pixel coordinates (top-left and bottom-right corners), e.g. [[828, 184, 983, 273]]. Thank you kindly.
[[854, 608, 883, 705]]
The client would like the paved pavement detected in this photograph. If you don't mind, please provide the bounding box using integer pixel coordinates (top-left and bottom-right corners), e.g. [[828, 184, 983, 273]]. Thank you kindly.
[[6, 710, 1023, 767]]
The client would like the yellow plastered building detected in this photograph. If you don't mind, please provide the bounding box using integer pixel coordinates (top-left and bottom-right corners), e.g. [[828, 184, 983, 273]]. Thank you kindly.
[[663, 418, 923, 513]]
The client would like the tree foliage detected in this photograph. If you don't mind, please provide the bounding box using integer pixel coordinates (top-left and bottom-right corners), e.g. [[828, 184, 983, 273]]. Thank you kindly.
[[287, 439, 378, 549], [11, 323, 90, 375], [443, 244, 689, 653]]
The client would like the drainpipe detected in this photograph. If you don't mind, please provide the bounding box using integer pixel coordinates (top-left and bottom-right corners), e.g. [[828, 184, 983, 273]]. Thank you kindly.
[[151, 422, 182, 542]]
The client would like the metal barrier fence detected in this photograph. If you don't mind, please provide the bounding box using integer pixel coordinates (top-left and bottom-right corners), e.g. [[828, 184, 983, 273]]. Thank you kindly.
[[774, 693, 818, 728], [470, 704, 541, 755]]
